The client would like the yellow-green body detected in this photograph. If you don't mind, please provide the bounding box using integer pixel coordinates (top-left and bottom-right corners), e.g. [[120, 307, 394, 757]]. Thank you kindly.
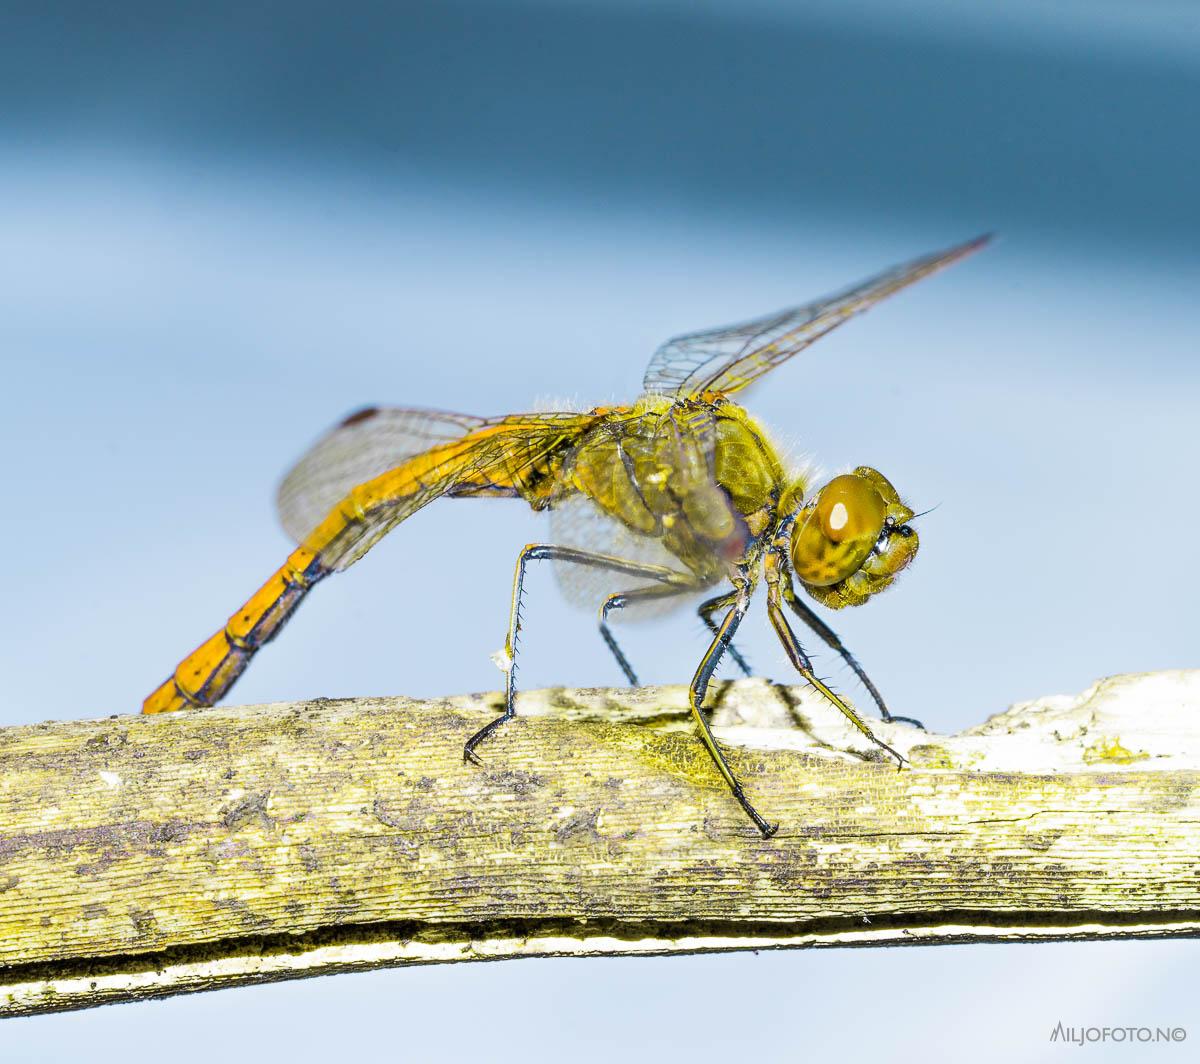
[[548, 394, 792, 590]]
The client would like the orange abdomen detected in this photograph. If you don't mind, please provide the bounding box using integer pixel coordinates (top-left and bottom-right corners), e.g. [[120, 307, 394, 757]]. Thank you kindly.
[[143, 547, 328, 714]]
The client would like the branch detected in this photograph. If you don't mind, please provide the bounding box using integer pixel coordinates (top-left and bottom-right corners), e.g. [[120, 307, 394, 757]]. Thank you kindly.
[[1, 670, 1198, 1017]]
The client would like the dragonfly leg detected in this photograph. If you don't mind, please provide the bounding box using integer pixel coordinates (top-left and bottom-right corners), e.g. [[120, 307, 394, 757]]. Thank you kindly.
[[688, 579, 777, 839], [765, 556, 906, 767], [779, 571, 923, 729], [600, 583, 703, 685], [697, 590, 753, 678], [464, 544, 695, 762]]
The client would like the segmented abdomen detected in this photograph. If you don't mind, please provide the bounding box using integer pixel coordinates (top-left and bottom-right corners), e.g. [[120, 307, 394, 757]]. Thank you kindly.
[[142, 548, 327, 713]]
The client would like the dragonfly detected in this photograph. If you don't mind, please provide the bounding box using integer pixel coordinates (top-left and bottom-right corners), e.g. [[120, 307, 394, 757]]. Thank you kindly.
[[144, 234, 989, 837]]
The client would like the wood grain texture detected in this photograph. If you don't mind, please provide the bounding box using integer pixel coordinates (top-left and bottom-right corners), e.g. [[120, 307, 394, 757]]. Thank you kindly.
[[1, 670, 1197, 1017]]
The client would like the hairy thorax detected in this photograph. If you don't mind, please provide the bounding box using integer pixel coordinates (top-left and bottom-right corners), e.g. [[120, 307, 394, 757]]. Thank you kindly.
[[551, 397, 791, 582]]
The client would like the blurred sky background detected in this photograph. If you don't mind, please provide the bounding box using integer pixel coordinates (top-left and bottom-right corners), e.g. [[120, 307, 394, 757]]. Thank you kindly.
[[1, 1, 1197, 1061]]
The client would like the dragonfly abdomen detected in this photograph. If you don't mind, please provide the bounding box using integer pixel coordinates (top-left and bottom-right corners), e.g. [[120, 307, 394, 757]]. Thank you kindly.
[[143, 548, 328, 714]]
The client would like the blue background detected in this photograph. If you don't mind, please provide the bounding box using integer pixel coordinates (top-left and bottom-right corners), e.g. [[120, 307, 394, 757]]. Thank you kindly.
[[2, 2, 1197, 1060]]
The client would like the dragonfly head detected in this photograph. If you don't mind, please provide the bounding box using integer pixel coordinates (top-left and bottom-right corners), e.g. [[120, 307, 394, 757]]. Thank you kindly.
[[788, 467, 918, 608]]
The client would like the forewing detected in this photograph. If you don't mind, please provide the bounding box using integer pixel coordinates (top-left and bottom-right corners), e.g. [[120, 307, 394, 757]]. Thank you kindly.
[[277, 407, 488, 545], [642, 234, 990, 397], [282, 410, 595, 571]]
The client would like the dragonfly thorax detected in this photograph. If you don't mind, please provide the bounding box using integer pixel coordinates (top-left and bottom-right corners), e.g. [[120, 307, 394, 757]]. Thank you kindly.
[[788, 466, 919, 609]]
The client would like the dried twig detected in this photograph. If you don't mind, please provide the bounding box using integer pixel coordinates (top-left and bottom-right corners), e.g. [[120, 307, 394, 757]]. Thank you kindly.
[[1, 671, 1197, 1017]]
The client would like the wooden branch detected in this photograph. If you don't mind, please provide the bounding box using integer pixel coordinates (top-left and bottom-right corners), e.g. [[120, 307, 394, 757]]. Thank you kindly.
[[1, 670, 1198, 1017]]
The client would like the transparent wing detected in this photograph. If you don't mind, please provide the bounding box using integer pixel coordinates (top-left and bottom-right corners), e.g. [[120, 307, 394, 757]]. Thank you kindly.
[[277, 406, 488, 545], [281, 409, 597, 571], [548, 494, 705, 622], [642, 234, 990, 397]]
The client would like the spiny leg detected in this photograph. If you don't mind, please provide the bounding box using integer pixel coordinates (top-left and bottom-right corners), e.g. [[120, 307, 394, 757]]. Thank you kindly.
[[697, 590, 753, 678], [688, 580, 777, 839], [765, 556, 906, 768], [602, 585, 753, 686], [464, 544, 695, 762], [600, 583, 700, 685], [780, 574, 923, 729]]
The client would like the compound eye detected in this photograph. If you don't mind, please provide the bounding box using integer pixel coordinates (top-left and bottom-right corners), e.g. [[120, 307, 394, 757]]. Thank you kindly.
[[791, 473, 889, 588], [817, 474, 887, 543]]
